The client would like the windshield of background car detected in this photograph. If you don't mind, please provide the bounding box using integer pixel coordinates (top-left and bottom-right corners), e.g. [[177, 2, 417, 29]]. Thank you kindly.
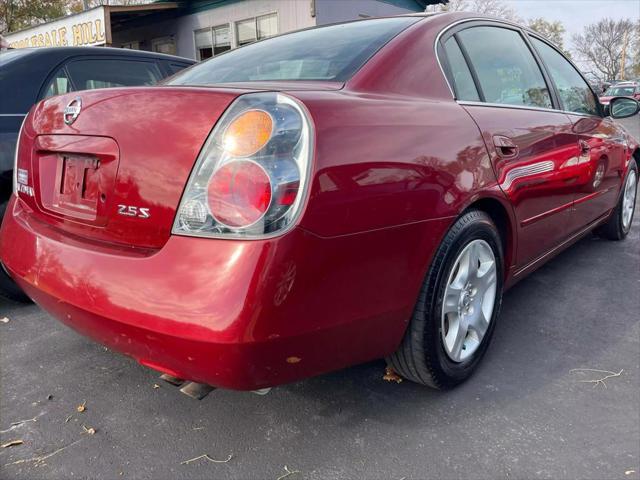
[[605, 86, 635, 96], [167, 17, 419, 85]]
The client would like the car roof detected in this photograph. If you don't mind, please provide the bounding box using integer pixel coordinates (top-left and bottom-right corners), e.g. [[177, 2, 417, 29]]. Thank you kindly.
[[0, 46, 194, 63]]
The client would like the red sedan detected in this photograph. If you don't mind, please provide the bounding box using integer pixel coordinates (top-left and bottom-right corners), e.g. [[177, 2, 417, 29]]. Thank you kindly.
[[2, 13, 639, 391], [599, 81, 640, 106]]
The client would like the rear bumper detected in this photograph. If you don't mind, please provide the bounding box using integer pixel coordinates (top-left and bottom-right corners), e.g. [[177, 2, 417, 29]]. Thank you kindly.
[[1, 197, 451, 389]]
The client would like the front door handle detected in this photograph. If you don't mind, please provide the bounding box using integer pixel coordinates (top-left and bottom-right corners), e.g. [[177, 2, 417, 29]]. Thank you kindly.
[[493, 135, 519, 158]]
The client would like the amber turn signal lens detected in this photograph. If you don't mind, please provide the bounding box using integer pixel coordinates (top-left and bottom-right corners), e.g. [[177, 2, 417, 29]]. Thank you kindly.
[[222, 110, 273, 157]]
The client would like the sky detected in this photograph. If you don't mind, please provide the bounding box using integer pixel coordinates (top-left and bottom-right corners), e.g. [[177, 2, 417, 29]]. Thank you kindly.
[[503, 0, 639, 43], [502, 0, 639, 74]]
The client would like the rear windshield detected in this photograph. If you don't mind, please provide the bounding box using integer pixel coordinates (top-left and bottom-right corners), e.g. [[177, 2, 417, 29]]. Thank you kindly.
[[168, 17, 418, 85]]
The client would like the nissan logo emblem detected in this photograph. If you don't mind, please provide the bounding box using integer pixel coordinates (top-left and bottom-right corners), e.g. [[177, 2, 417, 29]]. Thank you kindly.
[[63, 97, 82, 125]]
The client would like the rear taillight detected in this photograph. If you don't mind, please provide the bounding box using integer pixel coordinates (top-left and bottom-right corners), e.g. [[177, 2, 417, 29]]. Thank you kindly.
[[172, 92, 313, 238]]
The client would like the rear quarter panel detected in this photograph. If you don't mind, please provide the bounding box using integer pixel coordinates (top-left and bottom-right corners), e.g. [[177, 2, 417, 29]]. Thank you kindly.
[[294, 91, 500, 237]]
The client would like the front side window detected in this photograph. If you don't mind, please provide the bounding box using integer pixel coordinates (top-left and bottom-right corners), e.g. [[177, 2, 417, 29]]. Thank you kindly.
[[457, 26, 552, 109], [66, 59, 162, 90], [442, 37, 480, 101], [169, 17, 418, 85], [531, 37, 598, 116], [43, 67, 74, 99]]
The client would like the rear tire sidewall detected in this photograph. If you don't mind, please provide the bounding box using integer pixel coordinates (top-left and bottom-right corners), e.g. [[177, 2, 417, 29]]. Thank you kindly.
[[428, 214, 503, 386]]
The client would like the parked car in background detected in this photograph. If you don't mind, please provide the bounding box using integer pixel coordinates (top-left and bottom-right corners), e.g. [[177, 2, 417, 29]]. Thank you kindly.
[[0, 47, 194, 301], [600, 81, 640, 105], [1, 13, 638, 391]]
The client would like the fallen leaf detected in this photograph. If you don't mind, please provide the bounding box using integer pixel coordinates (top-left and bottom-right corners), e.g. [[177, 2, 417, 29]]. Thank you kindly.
[[76, 401, 86, 413], [277, 465, 301, 480], [181, 453, 233, 465], [153, 384, 160, 389], [1, 440, 23, 448], [383, 366, 403, 384], [0, 317, 9, 324], [81, 425, 96, 435], [286, 356, 301, 364]]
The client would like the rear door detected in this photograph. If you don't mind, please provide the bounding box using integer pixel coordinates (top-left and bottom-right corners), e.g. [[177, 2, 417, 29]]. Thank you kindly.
[[441, 23, 581, 267], [529, 36, 626, 229]]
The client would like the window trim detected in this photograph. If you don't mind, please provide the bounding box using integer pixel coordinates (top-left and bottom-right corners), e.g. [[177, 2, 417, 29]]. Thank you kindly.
[[435, 17, 604, 118], [452, 33, 485, 102]]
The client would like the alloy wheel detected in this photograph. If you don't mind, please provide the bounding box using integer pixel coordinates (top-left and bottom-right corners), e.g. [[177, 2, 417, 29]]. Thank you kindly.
[[441, 239, 497, 363], [622, 169, 637, 230]]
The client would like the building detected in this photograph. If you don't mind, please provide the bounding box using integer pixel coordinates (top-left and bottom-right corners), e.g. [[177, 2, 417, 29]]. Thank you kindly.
[[4, 0, 441, 60]]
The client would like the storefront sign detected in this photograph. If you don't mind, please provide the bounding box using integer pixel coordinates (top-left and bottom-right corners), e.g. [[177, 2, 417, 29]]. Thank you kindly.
[[6, 7, 107, 49]]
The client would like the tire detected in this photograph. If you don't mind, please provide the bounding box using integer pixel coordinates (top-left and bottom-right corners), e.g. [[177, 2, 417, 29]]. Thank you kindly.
[[0, 200, 32, 303], [595, 160, 638, 241], [387, 210, 504, 389]]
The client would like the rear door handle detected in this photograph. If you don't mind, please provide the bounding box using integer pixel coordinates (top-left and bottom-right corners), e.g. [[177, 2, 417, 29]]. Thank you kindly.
[[493, 135, 519, 158]]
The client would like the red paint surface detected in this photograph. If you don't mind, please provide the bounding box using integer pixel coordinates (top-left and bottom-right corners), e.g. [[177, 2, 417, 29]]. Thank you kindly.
[[1, 13, 637, 389]]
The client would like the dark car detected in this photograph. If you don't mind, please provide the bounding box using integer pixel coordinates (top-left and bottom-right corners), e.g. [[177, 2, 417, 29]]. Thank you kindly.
[[1, 14, 638, 391], [0, 46, 194, 300]]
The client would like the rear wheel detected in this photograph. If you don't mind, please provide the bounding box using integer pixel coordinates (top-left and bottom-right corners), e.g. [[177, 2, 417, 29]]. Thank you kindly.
[[596, 161, 638, 240], [387, 210, 503, 389], [0, 200, 32, 303]]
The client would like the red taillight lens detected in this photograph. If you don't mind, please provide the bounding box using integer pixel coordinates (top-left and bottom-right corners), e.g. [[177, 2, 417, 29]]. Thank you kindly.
[[174, 92, 312, 238], [208, 160, 272, 228]]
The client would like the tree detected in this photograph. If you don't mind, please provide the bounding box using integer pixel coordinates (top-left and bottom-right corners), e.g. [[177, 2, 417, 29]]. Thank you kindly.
[[572, 18, 637, 81], [426, 0, 522, 23], [528, 18, 567, 52], [627, 19, 640, 79], [0, 0, 70, 34]]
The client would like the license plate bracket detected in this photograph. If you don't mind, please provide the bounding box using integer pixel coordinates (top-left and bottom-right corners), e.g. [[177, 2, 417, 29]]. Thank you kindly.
[[54, 154, 101, 220]]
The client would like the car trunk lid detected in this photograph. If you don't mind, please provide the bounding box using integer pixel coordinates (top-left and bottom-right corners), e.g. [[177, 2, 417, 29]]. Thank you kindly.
[[18, 87, 241, 249]]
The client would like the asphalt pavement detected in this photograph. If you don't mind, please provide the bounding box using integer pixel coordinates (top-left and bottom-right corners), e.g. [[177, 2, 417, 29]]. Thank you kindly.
[[1, 115, 639, 480]]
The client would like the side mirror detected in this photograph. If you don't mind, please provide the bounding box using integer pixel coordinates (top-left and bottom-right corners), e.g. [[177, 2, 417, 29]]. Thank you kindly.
[[608, 96, 640, 119]]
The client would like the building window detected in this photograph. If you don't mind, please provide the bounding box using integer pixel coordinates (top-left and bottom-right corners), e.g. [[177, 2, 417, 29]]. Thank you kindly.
[[236, 13, 278, 47], [121, 41, 140, 50], [152, 36, 176, 55], [194, 25, 231, 61]]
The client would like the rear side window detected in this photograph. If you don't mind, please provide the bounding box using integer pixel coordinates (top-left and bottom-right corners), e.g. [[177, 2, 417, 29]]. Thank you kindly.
[[66, 59, 162, 89], [457, 26, 552, 109], [168, 17, 418, 85], [531, 38, 599, 116], [443, 37, 480, 101], [168, 63, 191, 75], [43, 67, 74, 99]]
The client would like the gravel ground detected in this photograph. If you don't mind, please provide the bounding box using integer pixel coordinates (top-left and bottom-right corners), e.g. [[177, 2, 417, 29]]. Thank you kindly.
[[0, 115, 638, 480]]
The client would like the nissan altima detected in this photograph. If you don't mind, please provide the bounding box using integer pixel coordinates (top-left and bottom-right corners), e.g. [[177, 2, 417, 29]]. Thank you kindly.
[[1, 13, 638, 391]]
